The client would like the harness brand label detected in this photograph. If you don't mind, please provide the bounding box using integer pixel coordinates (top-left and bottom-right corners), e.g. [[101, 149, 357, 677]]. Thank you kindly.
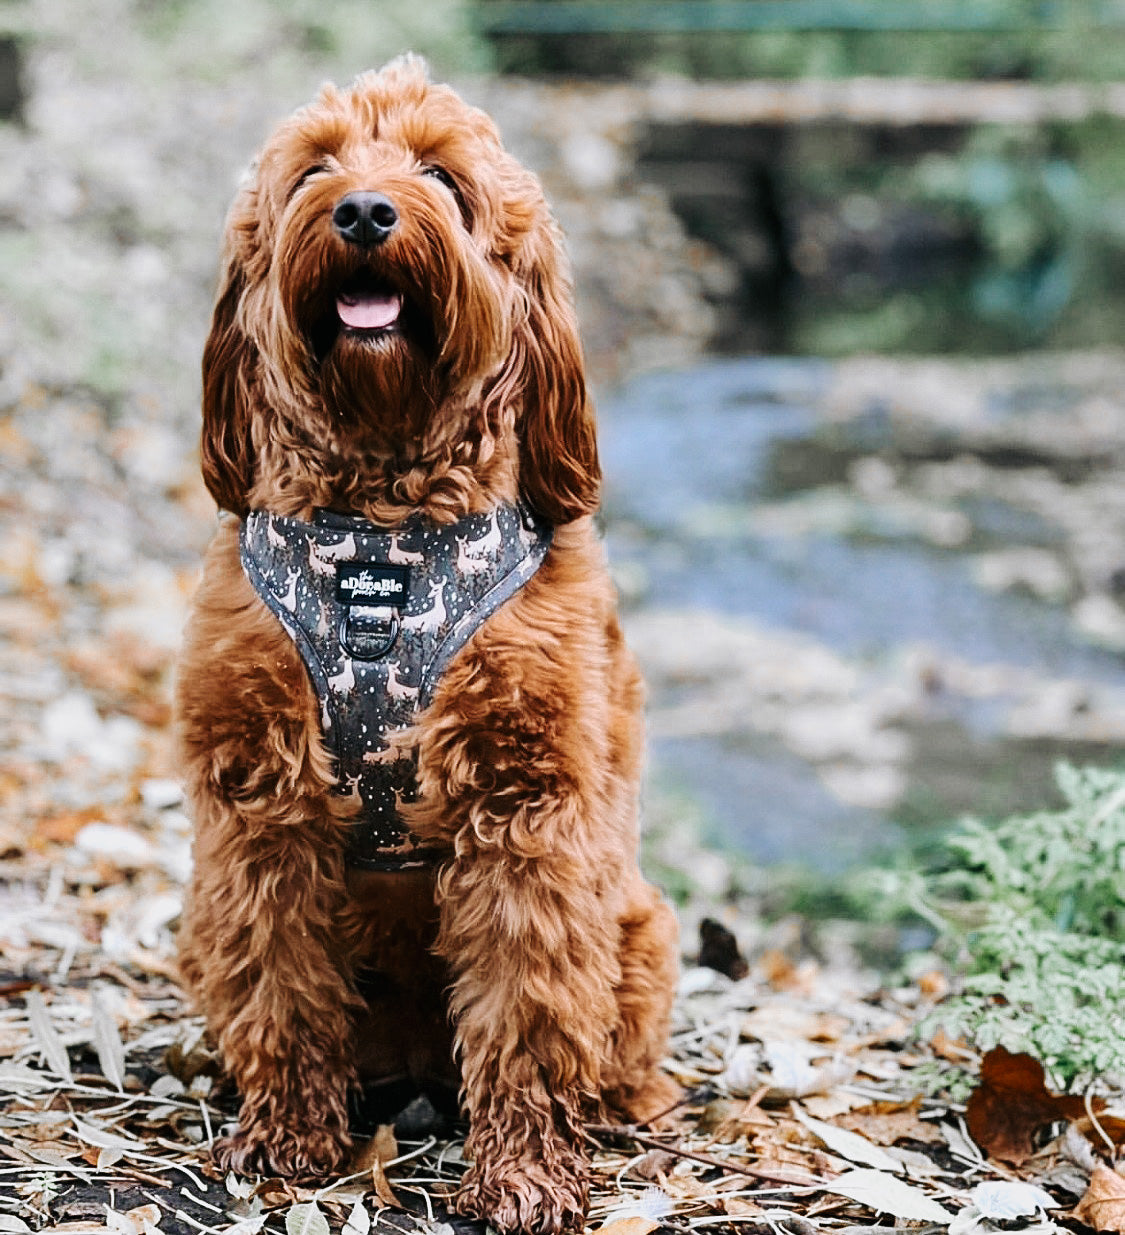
[[336, 562, 411, 608]]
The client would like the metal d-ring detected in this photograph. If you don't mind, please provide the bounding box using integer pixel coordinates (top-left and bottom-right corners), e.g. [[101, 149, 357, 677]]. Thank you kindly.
[[340, 606, 401, 660]]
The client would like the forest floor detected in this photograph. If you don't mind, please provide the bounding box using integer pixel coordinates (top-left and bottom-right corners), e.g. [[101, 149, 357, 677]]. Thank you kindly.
[[4, 3, 1125, 1232]]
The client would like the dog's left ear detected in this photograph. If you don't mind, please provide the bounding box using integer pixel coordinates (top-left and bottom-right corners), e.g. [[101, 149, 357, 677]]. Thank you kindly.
[[200, 227, 259, 517], [490, 208, 601, 524]]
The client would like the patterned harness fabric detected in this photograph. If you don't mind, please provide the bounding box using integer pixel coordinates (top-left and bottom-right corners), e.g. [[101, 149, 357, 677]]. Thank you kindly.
[[238, 503, 554, 869]]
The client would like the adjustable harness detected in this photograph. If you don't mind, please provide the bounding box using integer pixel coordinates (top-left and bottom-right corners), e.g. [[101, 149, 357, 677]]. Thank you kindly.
[[239, 502, 553, 869]]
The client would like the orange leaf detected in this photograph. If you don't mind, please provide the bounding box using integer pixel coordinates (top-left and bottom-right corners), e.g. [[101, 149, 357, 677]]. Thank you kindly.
[[1077, 1165, 1125, 1232], [837, 1099, 944, 1147], [350, 1126, 400, 1209], [598, 1220, 660, 1235], [965, 1047, 1088, 1164]]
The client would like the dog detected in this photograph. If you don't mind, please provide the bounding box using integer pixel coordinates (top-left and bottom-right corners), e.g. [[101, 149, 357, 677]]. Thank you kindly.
[[176, 57, 680, 1235]]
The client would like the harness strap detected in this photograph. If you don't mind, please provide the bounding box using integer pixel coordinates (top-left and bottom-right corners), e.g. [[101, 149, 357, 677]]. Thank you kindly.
[[238, 502, 554, 869]]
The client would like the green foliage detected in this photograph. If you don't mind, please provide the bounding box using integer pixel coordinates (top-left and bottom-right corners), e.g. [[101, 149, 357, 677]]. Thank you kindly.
[[894, 765, 1125, 1090], [783, 115, 1125, 354], [487, 11, 1125, 83]]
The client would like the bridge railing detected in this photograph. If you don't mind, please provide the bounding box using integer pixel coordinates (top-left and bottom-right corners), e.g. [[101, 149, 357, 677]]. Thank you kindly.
[[476, 0, 1125, 37]]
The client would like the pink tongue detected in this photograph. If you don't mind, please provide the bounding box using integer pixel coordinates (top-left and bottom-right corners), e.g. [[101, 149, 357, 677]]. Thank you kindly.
[[336, 290, 402, 330]]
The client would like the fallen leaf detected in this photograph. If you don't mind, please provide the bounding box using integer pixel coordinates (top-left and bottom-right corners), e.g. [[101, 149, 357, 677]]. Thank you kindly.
[[374, 1123, 397, 1164], [837, 1099, 945, 1146], [341, 1200, 370, 1235], [764, 1040, 854, 1099], [792, 1106, 903, 1173], [1077, 1166, 1125, 1232], [930, 1027, 974, 1063], [965, 1047, 1087, 1164], [625, 1148, 677, 1181], [1075, 1114, 1125, 1147], [32, 808, 105, 848], [253, 1180, 301, 1211], [721, 1197, 763, 1217], [597, 1219, 660, 1235], [368, 1155, 397, 1205], [73, 1117, 147, 1152], [24, 990, 74, 1083], [696, 1097, 737, 1134], [285, 1202, 330, 1235], [917, 970, 950, 1000], [742, 1006, 849, 1045], [969, 1180, 1058, 1219], [822, 1167, 952, 1223], [92, 990, 126, 1091], [756, 949, 816, 993], [350, 1127, 400, 1209], [111, 1205, 161, 1235], [597, 1188, 673, 1227], [802, 1091, 871, 1119]]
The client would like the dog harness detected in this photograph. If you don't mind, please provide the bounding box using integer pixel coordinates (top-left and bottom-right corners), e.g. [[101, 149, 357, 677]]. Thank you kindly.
[[239, 503, 553, 869]]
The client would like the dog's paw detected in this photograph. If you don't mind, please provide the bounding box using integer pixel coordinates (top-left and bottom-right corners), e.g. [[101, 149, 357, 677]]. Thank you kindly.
[[214, 1122, 350, 1180], [454, 1158, 587, 1235]]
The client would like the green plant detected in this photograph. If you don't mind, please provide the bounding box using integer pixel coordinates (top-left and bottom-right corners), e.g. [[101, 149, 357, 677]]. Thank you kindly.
[[891, 765, 1125, 1091]]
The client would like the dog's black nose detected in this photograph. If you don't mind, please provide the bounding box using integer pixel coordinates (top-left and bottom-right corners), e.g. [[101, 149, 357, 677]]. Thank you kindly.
[[333, 192, 398, 247]]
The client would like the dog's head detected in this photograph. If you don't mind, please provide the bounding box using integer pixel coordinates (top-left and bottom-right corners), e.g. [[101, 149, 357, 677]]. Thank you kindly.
[[202, 56, 599, 524]]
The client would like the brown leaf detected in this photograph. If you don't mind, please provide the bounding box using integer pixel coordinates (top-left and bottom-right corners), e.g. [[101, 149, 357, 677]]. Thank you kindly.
[[965, 1047, 1088, 1164], [917, 969, 950, 1001], [929, 1026, 973, 1063], [1077, 1165, 1125, 1231], [597, 1219, 660, 1235], [625, 1148, 677, 1181], [253, 1179, 303, 1210], [369, 1159, 399, 1209], [350, 1125, 400, 1209], [837, 1099, 944, 1147], [32, 808, 104, 849], [757, 949, 816, 993], [696, 1097, 737, 1135], [721, 1197, 764, 1218]]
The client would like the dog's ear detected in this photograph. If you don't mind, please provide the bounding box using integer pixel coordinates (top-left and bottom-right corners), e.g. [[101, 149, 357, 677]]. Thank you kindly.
[[200, 249, 257, 517], [494, 209, 601, 524]]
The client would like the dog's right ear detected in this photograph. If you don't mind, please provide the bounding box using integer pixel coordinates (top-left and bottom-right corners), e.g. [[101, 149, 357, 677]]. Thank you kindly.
[[201, 251, 257, 517]]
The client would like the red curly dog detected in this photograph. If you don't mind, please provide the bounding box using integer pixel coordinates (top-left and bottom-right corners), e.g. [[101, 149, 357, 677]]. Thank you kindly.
[[176, 56, 679, 1234]]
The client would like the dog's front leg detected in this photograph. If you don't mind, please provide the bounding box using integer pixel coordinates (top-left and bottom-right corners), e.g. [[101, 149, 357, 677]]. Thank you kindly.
[[408, 702, 622, 1235], [180, 753, 363, 1179], [437, 839, 618, 1235], [178, 541, 363, 1179]]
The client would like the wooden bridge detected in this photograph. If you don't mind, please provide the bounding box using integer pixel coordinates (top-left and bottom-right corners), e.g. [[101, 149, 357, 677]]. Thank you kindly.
[[477, 0, 1125, 37]]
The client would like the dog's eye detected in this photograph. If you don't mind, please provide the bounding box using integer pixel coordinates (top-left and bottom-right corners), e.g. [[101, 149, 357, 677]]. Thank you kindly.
[[290, 163, 328, 198], [422, 165, 470, 223], [422, 164, 457, 193]]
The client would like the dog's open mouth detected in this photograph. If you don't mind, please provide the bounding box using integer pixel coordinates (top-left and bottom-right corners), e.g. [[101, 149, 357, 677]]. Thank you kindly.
[[308, 266, 428, 364], [335, 270, 402, 334]]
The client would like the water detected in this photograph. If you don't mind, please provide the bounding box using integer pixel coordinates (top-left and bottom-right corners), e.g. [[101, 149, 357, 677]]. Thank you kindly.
[[601, 357, 1125, 869]]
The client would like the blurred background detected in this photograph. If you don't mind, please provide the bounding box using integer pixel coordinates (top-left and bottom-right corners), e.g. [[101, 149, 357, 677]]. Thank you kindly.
[[3, 0, 1125, 919]]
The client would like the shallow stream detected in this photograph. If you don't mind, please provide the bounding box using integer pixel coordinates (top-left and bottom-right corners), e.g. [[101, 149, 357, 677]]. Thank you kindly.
[[601, 358, 1125, 869]]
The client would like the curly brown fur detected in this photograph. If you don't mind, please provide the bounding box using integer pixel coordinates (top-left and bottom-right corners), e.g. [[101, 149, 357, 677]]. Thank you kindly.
[[177, 56, 678, 1233]]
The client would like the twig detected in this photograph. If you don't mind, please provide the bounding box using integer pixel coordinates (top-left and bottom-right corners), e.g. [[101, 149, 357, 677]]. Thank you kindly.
[[1086, 1091, 1116, 1159], [585, 1123, 822, 1188]]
